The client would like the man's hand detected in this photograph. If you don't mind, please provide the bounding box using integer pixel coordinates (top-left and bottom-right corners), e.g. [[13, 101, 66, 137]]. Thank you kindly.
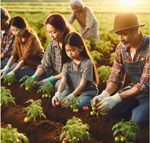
[[91, 90, 110, 107], [96, 93, 122, 113]]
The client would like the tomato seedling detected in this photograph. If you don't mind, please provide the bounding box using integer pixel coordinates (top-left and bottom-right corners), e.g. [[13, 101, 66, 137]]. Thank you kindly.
[[112, 119, 139, 143]]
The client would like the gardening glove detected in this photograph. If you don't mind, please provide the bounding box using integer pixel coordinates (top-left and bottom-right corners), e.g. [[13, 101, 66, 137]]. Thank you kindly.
[[61, 94, 74, 108], [52, 92, 61, 107], [37, 76, 55, 87], [6, 71, 15, 76], [96, 93, 122, 113], [91, 90, 110, 107], [0, 65, 9, 78], [31, 74, 37, 81]]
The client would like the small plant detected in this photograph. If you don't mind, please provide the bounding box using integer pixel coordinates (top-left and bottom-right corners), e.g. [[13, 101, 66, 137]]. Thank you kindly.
[[37, 82, 54, 98], [68, 97, 81, 112], [90, 105, 106, 117], [112, 119, 140, 143], [110, 52, 115, 65], [0, 86, 15, 106], [3, 74, 17, 85], [20, 75, 35, 91], [23, 99, 46, 123], [1, 124, 29, 143], [90, 50, 103, 65], [60, 116, 90, 143], [97, 65, 111, 83]]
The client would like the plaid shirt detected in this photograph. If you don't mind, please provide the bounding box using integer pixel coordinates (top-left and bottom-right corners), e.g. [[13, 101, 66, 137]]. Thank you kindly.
[[107, 33, 150, 93], [38, 41, 62, 75], [1, 26, 15, 57]]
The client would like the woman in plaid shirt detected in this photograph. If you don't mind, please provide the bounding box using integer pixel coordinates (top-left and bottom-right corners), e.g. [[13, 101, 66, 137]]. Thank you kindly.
[[30, 13, 74, 90], [91, 12, 149, 126]]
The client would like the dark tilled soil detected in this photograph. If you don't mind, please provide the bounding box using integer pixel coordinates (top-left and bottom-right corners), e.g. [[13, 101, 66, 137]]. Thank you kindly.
[[1, 82, 149, 143]]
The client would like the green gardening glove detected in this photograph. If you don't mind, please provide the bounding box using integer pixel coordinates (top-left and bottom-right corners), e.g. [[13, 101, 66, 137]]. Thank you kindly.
[[37, 76, 55, 87]]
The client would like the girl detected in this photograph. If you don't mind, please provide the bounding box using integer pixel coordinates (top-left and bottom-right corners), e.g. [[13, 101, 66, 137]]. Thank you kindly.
[[30, 13, 74, 90], [52, 32, 99, 109], [0, 16, 44, 80]]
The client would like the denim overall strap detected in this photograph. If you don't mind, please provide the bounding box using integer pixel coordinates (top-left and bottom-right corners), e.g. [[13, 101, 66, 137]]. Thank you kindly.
[[67, 61, 98, 92], [122, 37, 149, 84]]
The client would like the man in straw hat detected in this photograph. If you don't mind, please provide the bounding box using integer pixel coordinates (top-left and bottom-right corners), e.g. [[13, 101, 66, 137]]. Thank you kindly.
[[91, 12, 149, 126]]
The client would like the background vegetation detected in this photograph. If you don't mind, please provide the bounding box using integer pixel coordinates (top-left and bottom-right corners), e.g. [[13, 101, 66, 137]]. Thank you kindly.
[[1, 1, 150, 81]]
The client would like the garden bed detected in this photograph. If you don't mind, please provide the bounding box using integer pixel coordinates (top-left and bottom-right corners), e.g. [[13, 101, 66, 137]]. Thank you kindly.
[[1, 82, 149, 143]]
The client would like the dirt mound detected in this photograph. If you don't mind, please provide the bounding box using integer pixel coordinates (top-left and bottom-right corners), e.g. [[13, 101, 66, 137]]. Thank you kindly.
[[1, 83, 149, 143]]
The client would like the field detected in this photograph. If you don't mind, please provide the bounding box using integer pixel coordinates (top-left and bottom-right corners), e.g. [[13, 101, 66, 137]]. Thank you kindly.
[[1, 1, 150, 143]]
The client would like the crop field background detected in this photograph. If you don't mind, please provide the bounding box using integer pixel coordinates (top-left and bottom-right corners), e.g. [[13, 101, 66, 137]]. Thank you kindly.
[[1, 0, 150, 69], [2, 0, 150, 47]]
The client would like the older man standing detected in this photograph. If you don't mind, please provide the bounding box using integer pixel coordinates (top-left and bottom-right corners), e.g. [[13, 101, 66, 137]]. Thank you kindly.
[[91, 12, 149, 126]]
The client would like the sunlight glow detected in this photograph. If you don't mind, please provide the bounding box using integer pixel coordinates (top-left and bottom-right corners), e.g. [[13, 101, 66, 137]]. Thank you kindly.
[[120, 0, 140, 5]]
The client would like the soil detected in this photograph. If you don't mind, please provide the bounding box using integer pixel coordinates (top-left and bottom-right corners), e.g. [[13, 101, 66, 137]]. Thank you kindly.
[[1, 82, 149, 143]]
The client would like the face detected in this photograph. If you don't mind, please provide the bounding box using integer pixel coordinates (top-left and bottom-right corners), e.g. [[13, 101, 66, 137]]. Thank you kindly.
[[65, 44, 83, 60], [10, 26, 24, 37], [70, 4, 82, 13], [46, 24, 64, 42], [116, 29, 137, 47]]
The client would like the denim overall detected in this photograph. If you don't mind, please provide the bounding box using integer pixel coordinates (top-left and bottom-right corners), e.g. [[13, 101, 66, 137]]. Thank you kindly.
[[61, 60, 98, 109], [109, 37, 149, 125]]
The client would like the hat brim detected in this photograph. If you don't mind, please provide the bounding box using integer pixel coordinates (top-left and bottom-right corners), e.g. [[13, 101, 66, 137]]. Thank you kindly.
[[108, 24, 145, 33]]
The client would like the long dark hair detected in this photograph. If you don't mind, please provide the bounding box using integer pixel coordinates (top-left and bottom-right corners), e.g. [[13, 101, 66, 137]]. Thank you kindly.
[[9, 16, 34, 33], [45, 13, 73, 38], [63, 32, 99, 84]]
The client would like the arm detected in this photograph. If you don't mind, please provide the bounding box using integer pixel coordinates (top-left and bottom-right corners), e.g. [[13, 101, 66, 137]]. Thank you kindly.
[[6, 55, 17, 68], [57, 76, 67, 93], [68, 12, 75, 24], [12, 60, 25, 73]]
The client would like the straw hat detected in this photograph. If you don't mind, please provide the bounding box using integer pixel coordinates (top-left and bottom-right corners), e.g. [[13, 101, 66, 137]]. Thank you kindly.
[[108, 12, 145, 33]]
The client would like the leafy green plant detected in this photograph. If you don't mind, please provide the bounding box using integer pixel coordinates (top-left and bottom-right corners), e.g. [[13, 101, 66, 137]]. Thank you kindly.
[[19, 75, 35, 91], [110, 52, 115, 65], [23, 99, 46, 123], [1, 124, 29, 143], [60, 116, 90, 143], [97, 65, 111, 82], [95, 40, 114, 54], [37, 82, 54, 98], [90, 50, 103, 65], [0, 86, 15, 106], [3, 74, 17, 85], [112, 120, 140, 143], [68, 97, 81, 112]]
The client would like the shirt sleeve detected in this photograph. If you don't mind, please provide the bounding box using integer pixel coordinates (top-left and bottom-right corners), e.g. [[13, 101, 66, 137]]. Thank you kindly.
[[38, 43, 53, 73], [68, 12, 75, 24], [107, 44, 126, 88], [85, 7, 95, 29], [81, 60, 93, 81], [62, 63, 68, 78], [2, 31, 15, 56]]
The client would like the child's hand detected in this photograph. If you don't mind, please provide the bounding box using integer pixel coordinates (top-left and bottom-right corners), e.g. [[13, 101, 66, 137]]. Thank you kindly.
[[61, 94, 74, 108], [52, 92, 61, 107]]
